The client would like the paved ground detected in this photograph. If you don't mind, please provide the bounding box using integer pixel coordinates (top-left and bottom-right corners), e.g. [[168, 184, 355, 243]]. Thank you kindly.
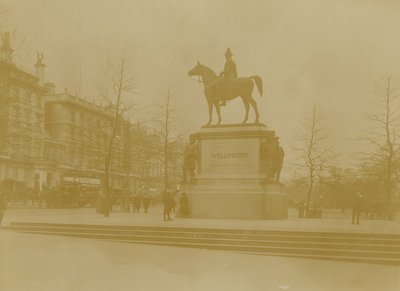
[[2, 205, 400, 234], [1, 206, 400, 291], [1, 231, 399, 291]]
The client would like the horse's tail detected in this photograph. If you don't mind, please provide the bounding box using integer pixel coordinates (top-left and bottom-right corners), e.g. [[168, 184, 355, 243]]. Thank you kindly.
[[250, 75, 263, 97]]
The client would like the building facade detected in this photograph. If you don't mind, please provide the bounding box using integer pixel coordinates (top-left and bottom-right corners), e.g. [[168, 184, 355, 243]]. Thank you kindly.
[[0, 32, 184, 195], [43, 92, 126, 189], [0, 32, 47, 189]]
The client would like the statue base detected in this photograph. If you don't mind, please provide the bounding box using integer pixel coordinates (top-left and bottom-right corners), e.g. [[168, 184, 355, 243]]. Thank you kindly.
[[184, 123, 288, 220]]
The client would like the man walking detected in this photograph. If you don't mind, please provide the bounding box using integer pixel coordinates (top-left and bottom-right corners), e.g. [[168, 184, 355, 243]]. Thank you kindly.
[[163, 191, 172, 221], [352, 192, 363, 225]]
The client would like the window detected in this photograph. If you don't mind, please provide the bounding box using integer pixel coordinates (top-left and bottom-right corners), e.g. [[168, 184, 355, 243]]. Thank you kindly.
[[25, 109, 31, 127], [10, 87, 18, 99], [70, 110, 76, 123], [69, 125, 74, 139], [36, 113, 41, 129], [35, 94, 41, 108], [22, 89, 29, 104]]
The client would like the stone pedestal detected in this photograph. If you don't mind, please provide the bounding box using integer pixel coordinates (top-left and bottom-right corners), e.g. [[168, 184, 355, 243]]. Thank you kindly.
[[184, 123, 287, 220]]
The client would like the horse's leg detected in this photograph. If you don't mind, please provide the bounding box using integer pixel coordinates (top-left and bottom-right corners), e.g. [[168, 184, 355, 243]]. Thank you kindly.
[[206, 98, 213, 126], [215, 101, 222, 125], [241, 97, 250, 124], [248, 95, 260, 124]]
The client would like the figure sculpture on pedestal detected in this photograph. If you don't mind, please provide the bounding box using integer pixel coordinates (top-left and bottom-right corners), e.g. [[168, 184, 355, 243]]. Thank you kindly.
[[261, 137, 284, 183], [182, 138, 198, 184], [188, 48, 263, 125], [275, 145, 285, 183], [261, 140, 276, 181]]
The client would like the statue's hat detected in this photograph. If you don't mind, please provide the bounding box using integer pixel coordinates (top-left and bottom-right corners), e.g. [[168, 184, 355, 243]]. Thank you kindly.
[[224, 48, 233, 56]]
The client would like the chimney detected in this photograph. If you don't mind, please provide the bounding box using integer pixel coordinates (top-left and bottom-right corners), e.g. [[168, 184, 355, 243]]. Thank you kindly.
[[44, 82, 55, 94], [0, 32, 13, 64], [35, 52, 46, 85]]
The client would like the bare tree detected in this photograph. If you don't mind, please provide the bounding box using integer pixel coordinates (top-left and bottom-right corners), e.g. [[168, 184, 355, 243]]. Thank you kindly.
[[294, 104, 333, 212], [0, 3, 9, 109], [363, 77, 400, 206], [97, 58, 135, 217], [0, 3, 7, 29], [155, 91, 181, 194], [0, 7, 31, 70], [9, 29, 30, 70]]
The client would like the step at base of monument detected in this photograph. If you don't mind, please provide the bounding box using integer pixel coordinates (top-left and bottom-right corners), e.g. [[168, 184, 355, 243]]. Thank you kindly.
[[3, 225, 400, 253], [2, 222, 400, 266], [7, 222, 400, 239]]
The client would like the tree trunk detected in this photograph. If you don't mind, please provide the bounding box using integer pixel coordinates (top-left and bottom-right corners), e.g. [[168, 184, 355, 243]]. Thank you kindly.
[[164, 141, 168, 193], [306, 168, 314, 212], [103, 155, 111, 217]]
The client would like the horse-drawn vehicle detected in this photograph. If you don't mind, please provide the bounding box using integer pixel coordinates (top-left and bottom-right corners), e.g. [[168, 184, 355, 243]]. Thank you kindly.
[[0, 179, 32, 206], [42, 184, 98, 209]]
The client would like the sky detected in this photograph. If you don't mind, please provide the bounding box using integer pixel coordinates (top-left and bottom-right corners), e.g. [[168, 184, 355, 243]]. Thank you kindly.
[[2, 0, 400, 171]]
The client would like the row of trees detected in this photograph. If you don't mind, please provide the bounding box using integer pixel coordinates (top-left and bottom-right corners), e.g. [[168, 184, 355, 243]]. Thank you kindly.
[[0, 0, 184, 215], [94, 58, 182, 217], [291, 77, 400, 219], [0, 4, 182, 216]]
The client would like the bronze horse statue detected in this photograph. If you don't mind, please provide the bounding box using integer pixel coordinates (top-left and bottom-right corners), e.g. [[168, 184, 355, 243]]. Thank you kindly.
[[188, 62, 263, 125]]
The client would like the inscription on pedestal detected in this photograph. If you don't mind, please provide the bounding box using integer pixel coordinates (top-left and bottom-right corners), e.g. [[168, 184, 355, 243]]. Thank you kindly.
[[201, 139, 258, 177], [211, 153, 249, 159]]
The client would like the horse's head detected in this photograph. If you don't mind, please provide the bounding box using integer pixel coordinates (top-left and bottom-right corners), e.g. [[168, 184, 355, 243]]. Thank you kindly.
[[188, 61, 203, 77], [188, 61, 217, 84]]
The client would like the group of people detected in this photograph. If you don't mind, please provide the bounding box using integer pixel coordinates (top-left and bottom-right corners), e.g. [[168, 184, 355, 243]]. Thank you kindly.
[[131, 192, 151, 213], [1, 183, 86, 209], [163, 192, 189, 221], [39, 184, 82, 208], [294, 191, 396, 224]]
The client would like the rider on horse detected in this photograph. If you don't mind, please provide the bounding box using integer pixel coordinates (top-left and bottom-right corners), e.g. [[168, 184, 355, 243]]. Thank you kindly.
[[218, 48, 237, 106]]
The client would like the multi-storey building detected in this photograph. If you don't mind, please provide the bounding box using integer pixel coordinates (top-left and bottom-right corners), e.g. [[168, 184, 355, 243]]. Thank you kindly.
[[0, 32, 183, 195], [44, 91, 126, 189], [0, 32, 47, 189], [128, 126, 164, 193]]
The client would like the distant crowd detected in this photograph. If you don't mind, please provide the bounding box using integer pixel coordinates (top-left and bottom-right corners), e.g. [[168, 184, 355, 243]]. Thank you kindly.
[[292, 191, 399, 223], [0, 178, 191, 218], [0, 182, 95, 209]]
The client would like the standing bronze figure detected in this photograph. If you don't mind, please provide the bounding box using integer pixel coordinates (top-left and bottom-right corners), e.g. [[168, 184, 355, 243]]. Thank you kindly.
[[182, 138, 198, 183], [188, 57, 263, 125]]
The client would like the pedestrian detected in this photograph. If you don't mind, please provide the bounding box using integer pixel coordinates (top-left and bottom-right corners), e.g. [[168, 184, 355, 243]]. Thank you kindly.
[[170, 193, 176, 214], [142, 193, 151, 213], [297, 199, 306, 218], [0, 189, 5, 225], [163, 191, 172, 221], [133, 193, 141, 213], [179, 192, 189, 216], [352, 192, 363, 225]]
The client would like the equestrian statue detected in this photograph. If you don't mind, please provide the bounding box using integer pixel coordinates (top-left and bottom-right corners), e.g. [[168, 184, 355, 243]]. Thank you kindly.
[[188, 48, 263, 125]]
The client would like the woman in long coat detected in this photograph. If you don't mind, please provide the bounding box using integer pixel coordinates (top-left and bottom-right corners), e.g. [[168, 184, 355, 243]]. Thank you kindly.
[[179, 192, 189, 216]]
